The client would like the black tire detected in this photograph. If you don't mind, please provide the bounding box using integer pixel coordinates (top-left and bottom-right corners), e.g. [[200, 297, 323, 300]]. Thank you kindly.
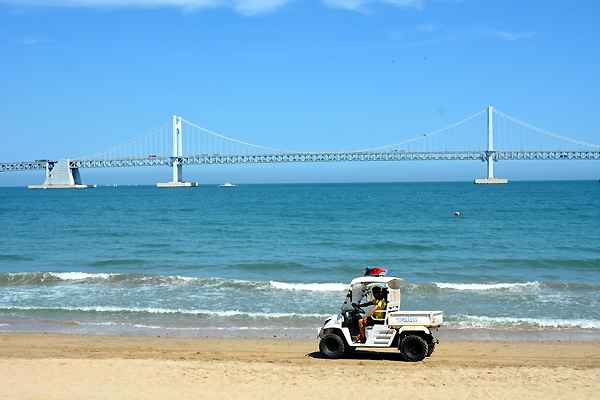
[[399, 335, 428, 362], [426, 341, 435, 357], [319, 334, 345, 359]]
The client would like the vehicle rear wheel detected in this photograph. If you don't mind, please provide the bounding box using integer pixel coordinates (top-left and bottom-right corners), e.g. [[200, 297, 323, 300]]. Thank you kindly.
[[399, 335, 428, 362], [319, 334, 345, 359]]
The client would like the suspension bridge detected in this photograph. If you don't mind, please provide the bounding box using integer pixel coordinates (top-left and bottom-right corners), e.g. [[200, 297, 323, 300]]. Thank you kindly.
[[1, 106, 599, 187]]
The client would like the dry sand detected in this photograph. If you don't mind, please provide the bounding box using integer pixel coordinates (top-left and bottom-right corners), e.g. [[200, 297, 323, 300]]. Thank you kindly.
[[1, 333, 599, 399]]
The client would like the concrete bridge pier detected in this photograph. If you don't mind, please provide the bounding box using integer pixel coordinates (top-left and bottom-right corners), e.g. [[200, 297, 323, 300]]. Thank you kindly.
[[157, 115, 197, 188], [28, 159, 96, 189]]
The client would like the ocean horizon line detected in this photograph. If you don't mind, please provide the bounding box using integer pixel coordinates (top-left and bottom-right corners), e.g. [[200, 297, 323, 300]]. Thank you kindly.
[[1, 178, 599, 189]]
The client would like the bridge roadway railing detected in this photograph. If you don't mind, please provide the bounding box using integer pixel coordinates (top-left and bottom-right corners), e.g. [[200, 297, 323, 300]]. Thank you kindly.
[[68, 150, 600, 166], [494, 150, 600, 160], [2, 150, 600, 172], [0, 161, 52, 171], [70, 150, 505, 167]]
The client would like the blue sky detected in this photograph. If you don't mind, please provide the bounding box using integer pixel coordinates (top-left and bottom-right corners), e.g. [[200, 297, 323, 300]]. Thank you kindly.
[[1, 0, 599, 186]]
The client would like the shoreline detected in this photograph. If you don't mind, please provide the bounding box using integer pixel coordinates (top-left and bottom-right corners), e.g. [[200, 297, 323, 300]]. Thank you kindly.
[[1, 332, 599, 399], [2, 323, 600, 341], [1, 332, 599, 364]]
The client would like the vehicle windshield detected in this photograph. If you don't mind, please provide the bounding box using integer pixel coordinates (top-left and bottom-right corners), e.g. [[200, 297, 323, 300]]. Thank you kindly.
[[341, 277, 402, 311], [341, 282, 384, 311], [341, 283, 365, 311]]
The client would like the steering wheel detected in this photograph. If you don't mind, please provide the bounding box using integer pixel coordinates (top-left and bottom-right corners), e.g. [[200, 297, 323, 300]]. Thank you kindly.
[[351, 303, 365, 314]]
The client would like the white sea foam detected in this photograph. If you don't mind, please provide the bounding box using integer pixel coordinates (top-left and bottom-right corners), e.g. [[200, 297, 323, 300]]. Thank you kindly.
[[269, 281, 347, 291], [1, 305, 329, 319], [450, 314, 600, 329], [132, 324, 167, 329], [174, 276, 198, 282], [51, 272, 120, 280], [41, 272, 256, 286], [128, 324, 315, 331], [435, 281, 540, 291]]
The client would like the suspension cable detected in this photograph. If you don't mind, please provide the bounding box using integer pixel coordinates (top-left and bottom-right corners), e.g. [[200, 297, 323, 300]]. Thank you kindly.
[[493, 109, 600, 149], [181, 118, 297, 154], [76, 118, 172, 159], [356, 108, 488, 152], [74, 108, 600, 161]]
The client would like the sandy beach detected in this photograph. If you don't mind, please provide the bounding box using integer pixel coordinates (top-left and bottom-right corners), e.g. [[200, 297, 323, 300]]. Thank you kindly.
[[1, 333, 599, 399]]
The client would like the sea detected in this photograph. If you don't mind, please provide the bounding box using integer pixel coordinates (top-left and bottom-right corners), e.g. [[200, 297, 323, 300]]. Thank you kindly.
[[1, 181, 599, 340]]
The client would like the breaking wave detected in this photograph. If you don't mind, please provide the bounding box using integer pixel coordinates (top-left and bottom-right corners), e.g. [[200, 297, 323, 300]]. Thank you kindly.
[[269, 281, 347, 291], [434, 281, 541, 291], [0, 272, 348, 292], [448, 314, 600, 330], [0, 305, 329, 319]]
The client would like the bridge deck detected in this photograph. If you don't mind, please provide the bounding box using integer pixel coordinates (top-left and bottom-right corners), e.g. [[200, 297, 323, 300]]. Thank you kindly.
[[2, 150, 600, 172]]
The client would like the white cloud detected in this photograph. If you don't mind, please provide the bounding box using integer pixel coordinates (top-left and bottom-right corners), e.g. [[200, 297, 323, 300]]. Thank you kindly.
[[233, 0, 293, 16], [19, 37, 51, 45], [322, 0, 365, 12], [0, 0, 424, 15], [324, 0, 422, 12], [383, 0, 421, 7], [386, 34, 459, 47], [387, 24, 535, 48], [417, 22, 436, 32], [0, 1, 220, 11], [484, 29, 535, 41]]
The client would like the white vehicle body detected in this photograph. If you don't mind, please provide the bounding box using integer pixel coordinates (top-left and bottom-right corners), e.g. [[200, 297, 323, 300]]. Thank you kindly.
[[318, 276, 443, 361]]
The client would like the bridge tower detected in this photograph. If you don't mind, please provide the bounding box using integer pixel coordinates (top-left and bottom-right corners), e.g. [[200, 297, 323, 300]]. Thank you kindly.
[[157, 115, 197, 187], [475, 106, 508, 184]]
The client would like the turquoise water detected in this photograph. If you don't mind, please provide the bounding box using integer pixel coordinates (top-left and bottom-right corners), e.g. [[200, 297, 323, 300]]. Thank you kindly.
[[0, 181, 599, 338]]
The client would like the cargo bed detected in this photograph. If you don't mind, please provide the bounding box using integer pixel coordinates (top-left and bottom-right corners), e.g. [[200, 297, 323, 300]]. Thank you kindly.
[[387, 310, 443, 328]]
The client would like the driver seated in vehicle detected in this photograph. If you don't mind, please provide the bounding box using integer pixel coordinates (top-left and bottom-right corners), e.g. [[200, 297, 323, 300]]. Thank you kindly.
[[354, 286, 387, 343]]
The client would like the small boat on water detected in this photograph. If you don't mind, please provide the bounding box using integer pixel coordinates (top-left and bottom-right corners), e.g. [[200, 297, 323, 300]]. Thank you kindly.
[[219, 182, 237, 187]]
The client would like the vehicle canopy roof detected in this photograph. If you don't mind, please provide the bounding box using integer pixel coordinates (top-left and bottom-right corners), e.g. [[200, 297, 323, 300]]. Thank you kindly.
[[349, 276, 404, 289]]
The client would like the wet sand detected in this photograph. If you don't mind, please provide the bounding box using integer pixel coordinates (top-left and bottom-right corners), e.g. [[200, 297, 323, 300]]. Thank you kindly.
[[1, 333, 599, 399]]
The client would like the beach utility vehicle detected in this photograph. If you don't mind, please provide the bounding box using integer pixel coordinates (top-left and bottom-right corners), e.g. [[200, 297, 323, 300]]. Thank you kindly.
[[318, 270, 443, 362]]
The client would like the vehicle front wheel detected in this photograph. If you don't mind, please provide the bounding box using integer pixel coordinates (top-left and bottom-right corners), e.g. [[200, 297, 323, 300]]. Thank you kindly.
[[319, 334, 345, 359], [399, 335, 428, 362]]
